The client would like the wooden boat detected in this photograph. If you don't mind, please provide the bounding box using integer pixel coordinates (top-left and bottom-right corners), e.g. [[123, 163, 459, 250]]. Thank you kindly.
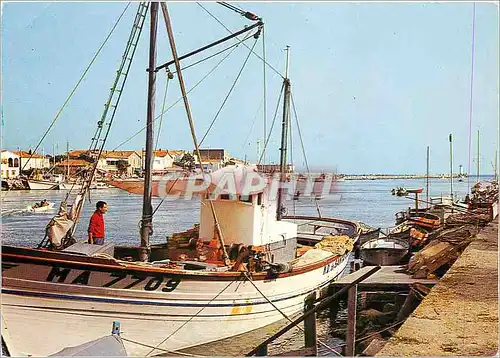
[[407, 212, 441, 229], [360, 236, 410, 266], [358, 227, 381, 245], [1, 4, 360, 356]]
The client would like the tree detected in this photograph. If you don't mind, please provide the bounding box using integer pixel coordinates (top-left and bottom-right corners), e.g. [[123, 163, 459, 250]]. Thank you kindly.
[[175, 153, 195, 169], [53, 155, 67, 163], [116, 160, 130, 175]]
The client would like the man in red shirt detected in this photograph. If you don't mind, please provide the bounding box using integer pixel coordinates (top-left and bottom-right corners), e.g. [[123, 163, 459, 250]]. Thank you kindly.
[[88, 201, 108, 245]]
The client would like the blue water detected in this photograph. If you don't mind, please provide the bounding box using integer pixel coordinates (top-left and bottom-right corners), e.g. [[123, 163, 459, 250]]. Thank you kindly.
[[1, 177, 483, 247]]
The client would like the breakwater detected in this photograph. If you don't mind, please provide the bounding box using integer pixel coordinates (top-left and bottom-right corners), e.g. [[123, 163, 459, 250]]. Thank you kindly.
[[343, 174, 466, 180]]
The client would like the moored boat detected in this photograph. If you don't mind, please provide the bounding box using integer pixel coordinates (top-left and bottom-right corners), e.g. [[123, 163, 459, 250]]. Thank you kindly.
[[27, 179, 60, 190], [360, 236, 410, 266], [1, 3, 361, 356]]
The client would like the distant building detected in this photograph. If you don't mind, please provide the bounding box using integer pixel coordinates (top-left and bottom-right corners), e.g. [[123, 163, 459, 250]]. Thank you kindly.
[[151, 150, 186, 174], [1, 150, 20, 178], [195, 149, 229, 171], [55, 159, 91, 176], [257, 164, 295, 174], [14, 151, 50, 171], [68, 150, 141, 175], [104, 151, 142, 175]]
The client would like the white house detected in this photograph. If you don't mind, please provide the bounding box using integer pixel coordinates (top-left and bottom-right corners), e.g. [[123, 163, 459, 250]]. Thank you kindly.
[[1, 150, 20, 178], [152, 150, 185, 174], [104, 151, 142, 175], [68, 150, 141, 176], [14, 151, 51, 171]]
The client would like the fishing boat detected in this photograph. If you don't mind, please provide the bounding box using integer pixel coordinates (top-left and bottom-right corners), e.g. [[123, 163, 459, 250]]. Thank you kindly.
[[407, 212, 441, 229], [1, 3, 360, 356]]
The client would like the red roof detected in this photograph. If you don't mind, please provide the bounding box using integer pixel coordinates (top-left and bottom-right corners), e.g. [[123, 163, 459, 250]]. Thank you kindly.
[[56, 159, 90, 167], [13, 151, 46, 159]]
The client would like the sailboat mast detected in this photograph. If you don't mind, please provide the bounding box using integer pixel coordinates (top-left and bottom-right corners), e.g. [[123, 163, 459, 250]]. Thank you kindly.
[[495, 150, 498, 181], [449, 134, 453, 201], [160, 2, 231, 266], [276, 46, 291, 221], [477, 130, 480, 182], [139, 1, 159, 262], [426, 146, 430, 209], [66, 141, 69, 180]]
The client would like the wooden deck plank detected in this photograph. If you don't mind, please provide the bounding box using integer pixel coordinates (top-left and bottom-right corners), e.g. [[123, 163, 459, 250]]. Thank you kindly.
[[331, 265, 437, 287]]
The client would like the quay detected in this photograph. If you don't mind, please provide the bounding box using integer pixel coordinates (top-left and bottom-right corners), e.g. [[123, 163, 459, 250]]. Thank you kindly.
[[330, 265, 437, 291], [165, 219, 498, 357], [377, 218, 498, 356]]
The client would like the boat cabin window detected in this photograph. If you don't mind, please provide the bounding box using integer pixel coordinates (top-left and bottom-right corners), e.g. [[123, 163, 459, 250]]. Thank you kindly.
[[239, 194, 252, 203], [220, 193, 237, 201]]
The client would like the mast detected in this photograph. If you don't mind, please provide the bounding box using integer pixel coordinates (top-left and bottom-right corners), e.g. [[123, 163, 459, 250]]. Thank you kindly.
[[426, 146, 430, 209], [66, 141, 70, 180], [495, 150, 498, 181], [160, 2, 231, 266], [139, 1, 159, 262], [449, 134, 453, 201], [476, 130, 480, 182], [276, 45, 291, 221]]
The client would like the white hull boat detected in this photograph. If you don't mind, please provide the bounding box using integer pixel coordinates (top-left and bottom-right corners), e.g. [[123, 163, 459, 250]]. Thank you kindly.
[[58, 182, 110, 190], [1, 4, 361, 357], [26, 202, 55, 213], [27, 180, 60, 190], [2, 244, 350, 356]]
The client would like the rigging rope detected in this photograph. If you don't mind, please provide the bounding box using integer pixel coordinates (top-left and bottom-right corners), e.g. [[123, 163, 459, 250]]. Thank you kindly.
[[21, 2, 131, 171], [155, 71, 171, 151], [291, 92, 322, 218], [217, 1, 246, 16], [145, 278, 237, 356], [109, 31, 253, 153], [240, 96, 264, 154], [257, 82, 285, 165], [243, 272, 342, 356], [198, 37, 259, 147], [467, 2, 476, 192], [196, 2, 283, 79], [289, 105, 296, 216], [262, 26, 268, 164], [120, 337, 203, 357]]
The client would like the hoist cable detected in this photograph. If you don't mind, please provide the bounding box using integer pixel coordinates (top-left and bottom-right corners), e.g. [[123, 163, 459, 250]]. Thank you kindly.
[[109, 30, 250, 153], [155, 73, 171, 151], [258, 82, 285, 165], [198, 37, 259, 147], [291, 92, 322, 217], [196, 2, 283, 79]]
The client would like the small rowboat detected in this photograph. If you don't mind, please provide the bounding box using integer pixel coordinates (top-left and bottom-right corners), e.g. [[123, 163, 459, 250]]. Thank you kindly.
[[27, 202, 55, 213]]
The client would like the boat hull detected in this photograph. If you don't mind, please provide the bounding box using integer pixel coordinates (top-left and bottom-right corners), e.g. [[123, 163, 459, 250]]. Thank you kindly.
[[1, 246, 349, 356], [360, 237, 409, 266], [27, 180, 60, 190], [27, 202, 55, 213]]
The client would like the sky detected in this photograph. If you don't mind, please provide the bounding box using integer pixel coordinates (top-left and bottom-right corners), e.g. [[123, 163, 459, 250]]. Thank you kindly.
[[1, 1, 498, 174]]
